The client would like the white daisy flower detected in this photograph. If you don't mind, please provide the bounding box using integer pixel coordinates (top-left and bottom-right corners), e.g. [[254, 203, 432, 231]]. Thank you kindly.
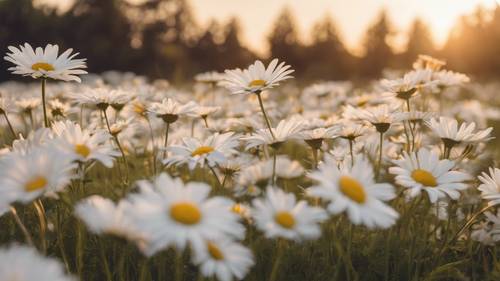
[[222, 59, 294, 95], [413, 54, 446, 71], [74, 195, 143, 241], [193, 239, 255, 281], [164, 132, 240, 170], [308, 156, 399, 229], [195, 71, 225, 84], [0, 146, 76, 204], [388, 148, 470, 203], [52, 120, 119, 167], [243, 117, 305, 149], [252, 187, 327, 241], [478, 167, 500, 206], [0, 245, 75, 281], [148, 97, 197, 123], [434, 70, 470, 88], [4, 43, 87, 82], [126, 173, 245, 256], [427, 117, 493, 144]]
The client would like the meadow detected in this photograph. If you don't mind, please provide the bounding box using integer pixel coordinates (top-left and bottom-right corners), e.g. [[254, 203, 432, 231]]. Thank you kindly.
[[0, 44, 499, 281]]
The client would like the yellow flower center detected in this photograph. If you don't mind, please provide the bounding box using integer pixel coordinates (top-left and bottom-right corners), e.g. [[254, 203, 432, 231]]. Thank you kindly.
[[31, 62, 55, 71], [231, 203, 245, 216], [133, 102, 146, 115], [275, 211, 295, 229], [411, 169, 437, 187], [207, 242, 224, 260], [170, 202, 202, 225], [191, 146, 214, 157], [75, 144, 91, 158], [338, 176, 367, 204], [24, 176, 48, 192], [249, 79, 266, 87]]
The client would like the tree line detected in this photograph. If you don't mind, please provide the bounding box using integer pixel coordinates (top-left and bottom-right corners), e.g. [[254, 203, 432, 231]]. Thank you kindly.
[[1, 0, 499, 82]]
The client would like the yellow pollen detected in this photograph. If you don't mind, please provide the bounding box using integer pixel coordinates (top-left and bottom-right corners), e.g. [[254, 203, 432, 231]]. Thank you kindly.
[[75, 144, 91, 158], [207, 242, 224, 260], [249, 79, 266, 87], [231, 204, 245, 215], [339, 176, 367, 204], [275, 211, 295, 229], [31, 62, 54, 71], [24, 176, 48, 192], [411, 169, 437, 187], [191, 146, 214, 157], [170, 202, 202, 225]]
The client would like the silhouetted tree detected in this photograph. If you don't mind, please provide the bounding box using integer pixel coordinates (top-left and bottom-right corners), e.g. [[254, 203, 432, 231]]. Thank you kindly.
[[268, 7, 304, 74], [360, 10, 394, 78], [403, 18, 435, 67], [303, 15, 353, 80]]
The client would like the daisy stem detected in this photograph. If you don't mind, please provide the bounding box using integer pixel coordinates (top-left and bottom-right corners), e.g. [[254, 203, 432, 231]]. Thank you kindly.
[[79, 105, 84, 128], [41, 78, 49, 128], [164, 122, 170, 159], [256, 91, 276, 140], [33, 199, 47, 254], [312, 147, 319, 169], [191, 120, 195, 137], [269, 239, 285, 281], [202, 116, 209, 128], [376, 132, 384, 180], [146, 117, 157, 175], [9, 206, 34, 246], [103, 109, 129, 180], [98, 239, 113, 281], [272, 151, 277, 186], [208, 164, 222, 188], [175, 251, 184, 281], [348, 139, 355, 167], [2, 111, 16, 138]]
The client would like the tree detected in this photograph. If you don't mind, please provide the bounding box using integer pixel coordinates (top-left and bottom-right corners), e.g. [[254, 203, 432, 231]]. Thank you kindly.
[[303, 14, 353, 80], [360, 10, 394, 78], [268, 7, 304, 74], [403, 18, 435, 67]]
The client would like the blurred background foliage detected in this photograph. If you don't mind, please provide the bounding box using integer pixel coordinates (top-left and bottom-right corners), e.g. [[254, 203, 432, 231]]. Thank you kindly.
[[1, 0, 500, 82]]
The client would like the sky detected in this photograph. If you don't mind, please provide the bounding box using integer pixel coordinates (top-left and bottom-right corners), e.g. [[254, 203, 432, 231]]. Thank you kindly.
[[42, 0, 499, 55], [188, 0, 498, 55]]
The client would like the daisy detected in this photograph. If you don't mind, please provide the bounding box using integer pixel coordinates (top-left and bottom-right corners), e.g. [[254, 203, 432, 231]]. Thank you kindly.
[[252, 187, 327, 240], [164, 132, 239, 170], [193, 239, 255, 281], [381, 69, 436, 101], [125, 173, 245, 256], [148, 98, 197, 124], [300, 125, 339, 150], [243, 117, 305, 150], [434, 70, 470, 88], [52, 120, 119, 167], [308, 155, 399, 229], [478, 167, 500, 206], [426, 117, 493, 157], [222, 59, 294, 95], [0, 245, 75, 281], [74, 195, 142, 241], [388, 148, 470, 203], [413, 54, 446, 71], [0, 146, 76, 204], [48, 98, 72, 119], [195, 71, 225, 84], [4, 43, 87, 82]]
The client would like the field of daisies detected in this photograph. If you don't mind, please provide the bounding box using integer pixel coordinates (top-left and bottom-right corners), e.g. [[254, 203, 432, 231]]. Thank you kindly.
[[0, 43, 499, 281]]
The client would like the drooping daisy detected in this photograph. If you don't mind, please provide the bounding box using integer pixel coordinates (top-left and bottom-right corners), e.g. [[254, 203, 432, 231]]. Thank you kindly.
[[380, 69, 436, 100], [308, 155, 399, 229], [0, 146, 76, 204], [4, 43, 87, 82], [193, 239, 255, 281], [427, 117, 493, 145], [125, 173, 245, 256], [222, 59, 294, 95], [388, 148, 470, 203], [0, 245, 75, 281], [52, 120, 119, 167], [74, 195, 142, 241], [164, 132, 240, 170], [252, 187, 327, 240], [243, 117, 305, 149], [478, 167, 500, 206]]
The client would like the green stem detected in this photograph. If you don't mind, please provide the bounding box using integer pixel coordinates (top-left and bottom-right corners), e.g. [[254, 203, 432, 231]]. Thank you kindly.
[[269, 240, 285, 281], [175, 251, 184, 281], [312, 147, 319, 169], [33, 199, 47, 254], [146, 118, 157, 175], [208, 163, 222, 188], [2, 111, 16, 138], [376, 132, 384, 180], [348, 139, 355, 167], [256, 91, 276, 140], [272, 151, 277, 186], [9, 206, 34, 246], [164, 122, 170, 159], [41, 78, 49, 127]]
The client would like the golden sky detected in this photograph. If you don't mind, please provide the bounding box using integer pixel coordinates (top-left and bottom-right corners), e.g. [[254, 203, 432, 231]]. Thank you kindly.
[[42, 0, 498, 55], [189, 0, 498, 55]]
